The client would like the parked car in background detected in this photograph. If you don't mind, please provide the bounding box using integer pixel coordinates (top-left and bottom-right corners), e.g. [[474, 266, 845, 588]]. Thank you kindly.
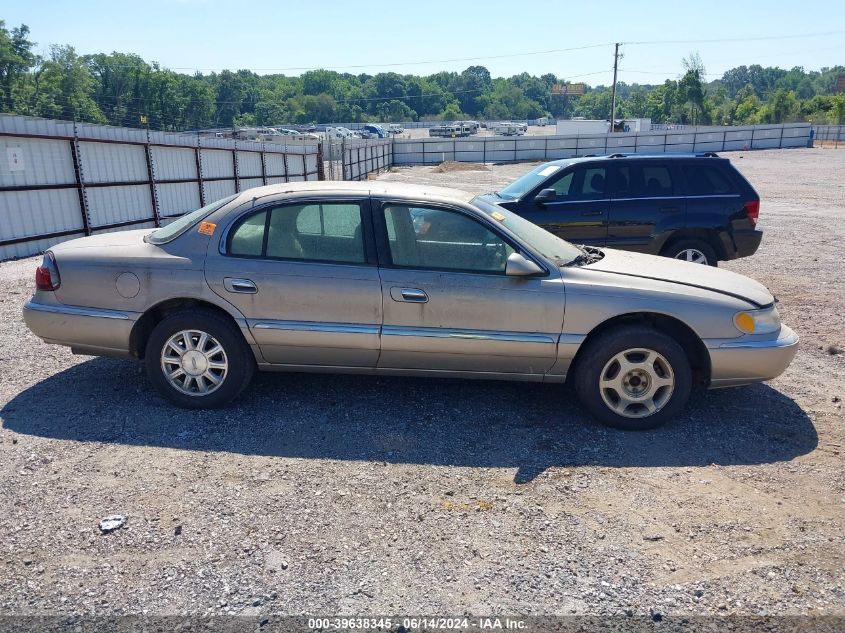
[[325, 126, 358, 139], [360, 124, 388, 139], [388, 124, 404, 135], [24, 182, 796, 430], [477, 153, 762, 266]]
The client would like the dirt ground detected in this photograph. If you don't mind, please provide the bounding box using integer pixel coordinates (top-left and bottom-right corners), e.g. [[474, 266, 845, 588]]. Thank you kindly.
[[0, 148, 843, 622]]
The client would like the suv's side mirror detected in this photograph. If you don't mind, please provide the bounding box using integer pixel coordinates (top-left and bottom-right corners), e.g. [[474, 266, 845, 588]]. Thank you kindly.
[[534, 188, 556, 205], [505, 252, 544, 277]]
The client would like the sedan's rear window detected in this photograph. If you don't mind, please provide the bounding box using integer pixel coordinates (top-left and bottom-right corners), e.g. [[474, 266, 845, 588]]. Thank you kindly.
[[146, 195, 238, 244]]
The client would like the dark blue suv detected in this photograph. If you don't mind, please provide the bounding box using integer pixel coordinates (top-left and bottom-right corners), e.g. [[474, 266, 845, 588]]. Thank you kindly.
[[477, 153, 762, 266]]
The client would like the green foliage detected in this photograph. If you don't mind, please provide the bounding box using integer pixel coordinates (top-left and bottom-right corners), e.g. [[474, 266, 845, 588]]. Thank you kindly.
[[0, 24, 843, 131]]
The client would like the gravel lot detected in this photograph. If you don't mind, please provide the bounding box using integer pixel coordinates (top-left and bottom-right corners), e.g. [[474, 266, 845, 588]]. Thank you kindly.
[[1, 148, 843, 622]]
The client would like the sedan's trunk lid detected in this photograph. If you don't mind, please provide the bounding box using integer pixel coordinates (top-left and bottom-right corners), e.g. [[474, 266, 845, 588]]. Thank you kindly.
[[50, 229, 155, 252], [586, 248, 774, 307]]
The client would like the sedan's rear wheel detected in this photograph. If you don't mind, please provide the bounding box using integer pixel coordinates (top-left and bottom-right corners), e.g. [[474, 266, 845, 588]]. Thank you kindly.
[[145, 309, 254, 408], [574, 325, 692, 430]]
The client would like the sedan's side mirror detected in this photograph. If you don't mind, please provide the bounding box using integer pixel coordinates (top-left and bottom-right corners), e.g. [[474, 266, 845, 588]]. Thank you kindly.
[[506, 252, 544, 277], [534, 188, 556, 205]]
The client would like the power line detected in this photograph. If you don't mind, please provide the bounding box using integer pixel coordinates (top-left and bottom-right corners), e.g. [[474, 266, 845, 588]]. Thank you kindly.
[[623, 29, 845, 46]]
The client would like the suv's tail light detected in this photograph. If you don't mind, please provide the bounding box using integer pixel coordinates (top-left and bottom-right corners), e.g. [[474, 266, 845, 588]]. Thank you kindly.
[[744, 200, 760, 227], [35, 252, 61, 291]]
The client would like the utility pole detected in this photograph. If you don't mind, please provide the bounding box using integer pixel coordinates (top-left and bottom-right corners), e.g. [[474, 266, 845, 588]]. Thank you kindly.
[[609, 43, 620, 131]]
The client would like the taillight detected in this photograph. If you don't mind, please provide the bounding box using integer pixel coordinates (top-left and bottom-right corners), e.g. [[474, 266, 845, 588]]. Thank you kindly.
[[35, 252, 60, 291], [744, 200, 760, 227]]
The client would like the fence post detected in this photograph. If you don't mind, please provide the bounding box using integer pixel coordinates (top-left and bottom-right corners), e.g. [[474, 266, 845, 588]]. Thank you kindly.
[[282, 152, 290, 183], [722, 130, 726, 152], [144, 128, 161, 227], [70, 121, 92, 236], [260, 142, 268, 185], [341, 138, 347, 181], [544, 136, 549, 161], [232, 141, 240, 193], [778, 124, 785, 149], [195, 138, 205, 207], [317, 141, 326, 181]]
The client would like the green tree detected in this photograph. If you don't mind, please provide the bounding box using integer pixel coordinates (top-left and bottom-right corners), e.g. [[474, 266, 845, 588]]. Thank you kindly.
[[0, 21, 35, 111]]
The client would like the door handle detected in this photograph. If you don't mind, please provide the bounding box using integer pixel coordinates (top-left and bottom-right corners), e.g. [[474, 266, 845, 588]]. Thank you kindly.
[[391, 287, 428, 303], [660, 206, 681, 213], [581, 210, 604, 217], [224, 277, 258, 294]]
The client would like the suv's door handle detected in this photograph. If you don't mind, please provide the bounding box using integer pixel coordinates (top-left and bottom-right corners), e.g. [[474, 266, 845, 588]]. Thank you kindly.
[[391, 287, 428, 303], [581, 210, 604, 217], [660, 206, 682, 213], [224, 277, 258, 294]]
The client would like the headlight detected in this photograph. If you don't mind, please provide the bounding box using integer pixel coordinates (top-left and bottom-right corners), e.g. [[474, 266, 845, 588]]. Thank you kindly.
[[734, 306, 781, 335]]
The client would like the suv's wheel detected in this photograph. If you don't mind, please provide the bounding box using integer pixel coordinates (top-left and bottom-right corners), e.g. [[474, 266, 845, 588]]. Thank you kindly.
[[573, 325, 692, 430], [145, 309, 254, 408], [662, 239, 718, 266]]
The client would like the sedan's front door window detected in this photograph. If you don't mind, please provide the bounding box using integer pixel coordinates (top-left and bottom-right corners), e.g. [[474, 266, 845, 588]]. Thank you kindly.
[[382, 205, 513, 274]]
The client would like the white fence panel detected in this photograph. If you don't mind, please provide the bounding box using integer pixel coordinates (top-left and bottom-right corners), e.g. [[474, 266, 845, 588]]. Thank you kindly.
[[79, 142, 147, 184], [239, 178, 265, 191], [0, 188, 82, 243], [203, 179, 237, 203], [264, 154, 287, 178], [0, 137, 75, 187], [237, 151, 262, 178], [157, 182, 201, 218], [201, 149, 234, 179], [152, 146, 196, 180], [86, 185, 153, 227]]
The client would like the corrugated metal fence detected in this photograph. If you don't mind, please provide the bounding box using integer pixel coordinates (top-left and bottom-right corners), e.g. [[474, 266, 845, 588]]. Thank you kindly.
[[391, 123, 813, 165], [0, 114, 321, 260], [813, 125, 844, 147]]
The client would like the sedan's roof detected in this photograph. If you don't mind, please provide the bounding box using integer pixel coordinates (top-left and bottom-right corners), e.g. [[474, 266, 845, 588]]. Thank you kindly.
[[229, 180, 476, 205]]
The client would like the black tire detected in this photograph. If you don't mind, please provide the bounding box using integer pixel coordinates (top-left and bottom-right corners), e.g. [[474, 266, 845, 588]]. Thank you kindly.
[[661, 238, 718, 266], [144, 308, 254, 408], [573, 325, 692, 431]]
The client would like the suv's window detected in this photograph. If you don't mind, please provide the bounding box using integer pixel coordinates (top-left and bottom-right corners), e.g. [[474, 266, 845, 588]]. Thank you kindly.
[[227, 203, 365, 263], [580, 167, 607, 199], [549, 171, 575, 196], [382, 205, 514, 274], [613, 165, 675, 198], [682, 165, 735, 195]]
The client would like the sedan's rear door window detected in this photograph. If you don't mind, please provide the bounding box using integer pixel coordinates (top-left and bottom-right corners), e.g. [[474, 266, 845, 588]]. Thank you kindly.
[[227, 202, 366, 264]]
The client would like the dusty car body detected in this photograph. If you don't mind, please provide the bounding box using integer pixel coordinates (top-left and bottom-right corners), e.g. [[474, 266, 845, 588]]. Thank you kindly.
[[23, 182, 798, 429]]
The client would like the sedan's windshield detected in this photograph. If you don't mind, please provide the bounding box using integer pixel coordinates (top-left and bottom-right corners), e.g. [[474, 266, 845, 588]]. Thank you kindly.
[[472, 197, 583, 264], [145, 194, 238, 245], [497, 161, 570, 200]]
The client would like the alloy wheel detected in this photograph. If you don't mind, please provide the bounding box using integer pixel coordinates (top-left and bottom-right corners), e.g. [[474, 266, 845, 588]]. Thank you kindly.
[[160, 329, 228, 396], [599, 348, 675, 418]]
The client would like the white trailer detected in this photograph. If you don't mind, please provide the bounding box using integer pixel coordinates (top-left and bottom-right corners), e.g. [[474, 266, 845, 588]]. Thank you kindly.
[[555, 119, 610, 135]]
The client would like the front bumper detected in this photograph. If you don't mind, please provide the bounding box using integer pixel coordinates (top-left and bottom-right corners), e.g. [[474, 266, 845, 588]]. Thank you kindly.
[[706, 325, 799, 388], [23, 299, 137, 358]]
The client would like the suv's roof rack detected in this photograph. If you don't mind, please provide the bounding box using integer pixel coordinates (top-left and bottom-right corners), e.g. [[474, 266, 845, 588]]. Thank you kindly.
[[608, 153, 627, 158], [698, 152, 720, 157]]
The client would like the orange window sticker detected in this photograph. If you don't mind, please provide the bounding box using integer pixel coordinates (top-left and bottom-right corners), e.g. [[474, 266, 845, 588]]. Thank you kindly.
[[198, 221, 216, 236]]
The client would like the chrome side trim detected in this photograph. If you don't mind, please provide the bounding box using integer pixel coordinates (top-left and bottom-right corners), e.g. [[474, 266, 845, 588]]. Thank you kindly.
[[717, 329, 799, 349], [24, 300, 131, 320], [251, 320, 380, 335], [382, 325, 556, 344]]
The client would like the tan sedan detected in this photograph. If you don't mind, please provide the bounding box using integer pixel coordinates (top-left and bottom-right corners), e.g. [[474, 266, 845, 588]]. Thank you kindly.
[[23, 182, 798, 430]]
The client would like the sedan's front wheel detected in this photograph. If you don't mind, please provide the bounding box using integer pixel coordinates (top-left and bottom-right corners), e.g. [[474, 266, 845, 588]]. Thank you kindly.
[[574, 325, 692, 430], [145, 309, 254, 408]]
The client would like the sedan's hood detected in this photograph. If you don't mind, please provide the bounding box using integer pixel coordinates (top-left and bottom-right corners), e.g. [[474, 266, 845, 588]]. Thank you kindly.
[[51, 229, 155, 252], [587, 248, 774, 307]]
